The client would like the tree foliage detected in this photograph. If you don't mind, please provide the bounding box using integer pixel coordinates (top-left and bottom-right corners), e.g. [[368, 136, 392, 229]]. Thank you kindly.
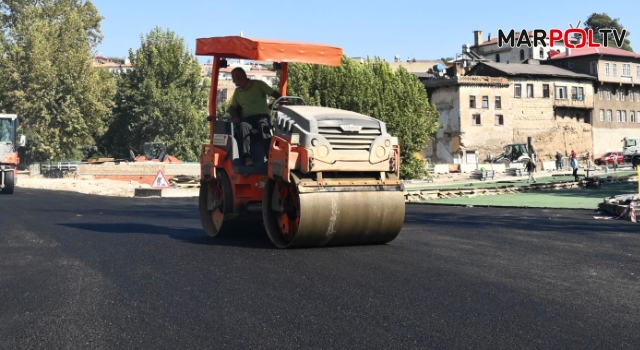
[[0, 0, 116, 161], [584, 12, 632, 51], [286, 56, 440, 179], [100, 27, 208, 162]]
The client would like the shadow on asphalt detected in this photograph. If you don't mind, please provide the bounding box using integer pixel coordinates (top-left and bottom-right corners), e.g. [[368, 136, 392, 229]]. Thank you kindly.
[[60, 221, 275, 249]]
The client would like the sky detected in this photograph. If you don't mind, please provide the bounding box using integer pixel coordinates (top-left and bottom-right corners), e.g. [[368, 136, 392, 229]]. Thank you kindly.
[[90, 0, 640, 63]]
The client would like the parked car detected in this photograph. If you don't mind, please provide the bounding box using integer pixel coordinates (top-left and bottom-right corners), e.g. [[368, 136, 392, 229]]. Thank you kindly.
[[594, 151, 624, 165]]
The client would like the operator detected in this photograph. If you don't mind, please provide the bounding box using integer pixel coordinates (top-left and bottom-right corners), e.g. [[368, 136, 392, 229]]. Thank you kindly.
[[228, 67, 282, 166], [0, 122, 11, 142]]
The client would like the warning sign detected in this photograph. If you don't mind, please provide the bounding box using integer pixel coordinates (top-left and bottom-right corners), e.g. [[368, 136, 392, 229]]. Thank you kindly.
[[151, 170, 172, 189]]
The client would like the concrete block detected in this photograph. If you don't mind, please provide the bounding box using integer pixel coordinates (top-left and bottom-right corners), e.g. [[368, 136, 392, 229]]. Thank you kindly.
[[433, 164, 450, 174], [459, 164, 478, 173], [542, 161, 557, 171], [134, 187, 199, 198]]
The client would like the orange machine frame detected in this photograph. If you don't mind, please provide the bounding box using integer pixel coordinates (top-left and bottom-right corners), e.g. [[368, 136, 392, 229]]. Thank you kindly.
[[196, 36, 343, 211]]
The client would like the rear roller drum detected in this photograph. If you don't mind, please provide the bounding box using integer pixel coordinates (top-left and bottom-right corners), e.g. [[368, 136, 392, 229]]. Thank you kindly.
[[199, 169, 233, 237], [263, 178, 406, 248]]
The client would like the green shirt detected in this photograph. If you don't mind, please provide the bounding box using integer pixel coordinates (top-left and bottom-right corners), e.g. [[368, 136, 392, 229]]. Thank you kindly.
[[230, 80, 275, 117]]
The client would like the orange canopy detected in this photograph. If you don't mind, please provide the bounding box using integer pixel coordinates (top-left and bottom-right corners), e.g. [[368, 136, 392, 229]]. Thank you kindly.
[[196, 36, 343, 66]]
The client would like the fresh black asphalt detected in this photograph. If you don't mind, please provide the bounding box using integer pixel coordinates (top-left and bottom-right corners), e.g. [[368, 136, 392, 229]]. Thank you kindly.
[[1, 188, 639, 349]]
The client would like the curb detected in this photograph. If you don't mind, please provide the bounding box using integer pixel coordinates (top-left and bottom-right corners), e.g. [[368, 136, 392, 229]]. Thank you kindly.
[[134, 187, 199, 198]]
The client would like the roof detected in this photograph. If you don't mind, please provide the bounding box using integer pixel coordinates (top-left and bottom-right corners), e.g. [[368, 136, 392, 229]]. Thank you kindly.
[[469, 62, 596, 80], [421, 75, 510, 88], [195, 36, 343, 66], [549, 47, 640, 59]]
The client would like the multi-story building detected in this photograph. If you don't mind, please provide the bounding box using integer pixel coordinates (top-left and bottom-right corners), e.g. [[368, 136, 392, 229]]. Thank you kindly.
[[469, 30, 574, 64], [421, 62, 595, 164], [546, 47, 640, 156]]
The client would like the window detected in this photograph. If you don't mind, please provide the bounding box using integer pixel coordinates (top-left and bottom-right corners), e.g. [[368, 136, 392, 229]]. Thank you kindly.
[[514, 84, 521, 98], [599, 88, 603, 100], [631, 90, 635, 102], [469, 96, 476, 108], [607, 88, 611, 100], [542, 84, 550, 98], [622, 110, 627, 122], [482, 96, 489, 108], [616, 110, 621, 122], [495, 54, 500, 62], [632, 111, 636, 123], [613, 64, 617, 76], [607, 110, 612, 122], [590, 61, 597, 75], [495, 96, 502, 109], [637, 91, 640, 102], [495, 115, 504, 126], [472, 114, 481, 125], [638, 111, 640, 123], [520, 49, 525, 60], [555, 86, 567, 99], [539, 48, 544, 59], [526, 84, 534, 97], [637, 65, 640, 77], [599, 109, 605, 122], [621, 90, 626, 101], [623, 64, 631, 76], [605, 63, 610, 75], [571, 87, 583, 100]]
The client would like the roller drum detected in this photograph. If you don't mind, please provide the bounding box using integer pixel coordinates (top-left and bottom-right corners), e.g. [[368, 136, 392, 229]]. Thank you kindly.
[[263, 180, 405, 248]]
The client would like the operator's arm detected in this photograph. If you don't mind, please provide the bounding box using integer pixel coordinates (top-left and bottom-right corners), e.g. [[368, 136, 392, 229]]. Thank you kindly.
[[271, 90, 282, 100], [229, 104, 241, 125], [229, 89, 241, 125]]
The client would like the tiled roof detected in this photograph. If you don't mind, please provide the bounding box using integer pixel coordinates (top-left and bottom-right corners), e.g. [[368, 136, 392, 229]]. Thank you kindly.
[[470, 62, 596, 79], [549, 47, 640, 59]]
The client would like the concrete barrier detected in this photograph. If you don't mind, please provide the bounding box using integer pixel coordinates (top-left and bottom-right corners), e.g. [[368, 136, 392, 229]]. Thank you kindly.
[[77, 162, 200, 185], [432, 164, 450, 174], [541, 161, 557, 171]]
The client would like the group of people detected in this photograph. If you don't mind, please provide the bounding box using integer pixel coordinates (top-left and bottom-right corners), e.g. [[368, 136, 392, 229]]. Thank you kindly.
[[528, 149, 597, 183]]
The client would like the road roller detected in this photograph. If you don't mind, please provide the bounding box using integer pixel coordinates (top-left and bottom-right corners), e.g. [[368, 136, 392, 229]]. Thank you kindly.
[[196, 36, 405, 248]]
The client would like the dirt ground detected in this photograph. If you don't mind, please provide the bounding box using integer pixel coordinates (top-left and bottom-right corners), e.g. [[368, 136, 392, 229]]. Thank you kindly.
[[16, 175, 150, 197]]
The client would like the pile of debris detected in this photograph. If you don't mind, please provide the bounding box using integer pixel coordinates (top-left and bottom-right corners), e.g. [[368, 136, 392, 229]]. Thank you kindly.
[[169, 175, 200, 188]]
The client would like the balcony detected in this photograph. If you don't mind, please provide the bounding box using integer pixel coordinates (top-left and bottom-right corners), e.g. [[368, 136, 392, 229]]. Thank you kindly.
[[553, 97, 592, 108]]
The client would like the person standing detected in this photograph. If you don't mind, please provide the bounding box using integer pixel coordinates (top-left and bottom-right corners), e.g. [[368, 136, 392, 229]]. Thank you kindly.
[[524, 158, 536, 183], [555, 151, 563, 170], [585, 151, 592, 169], [571, 156, 580, 181], [613, 153, 619, 172]]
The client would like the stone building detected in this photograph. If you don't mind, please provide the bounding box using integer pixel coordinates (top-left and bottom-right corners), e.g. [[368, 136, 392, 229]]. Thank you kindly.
[[546, 47, 640, 156], [420, 61, 595, 164]]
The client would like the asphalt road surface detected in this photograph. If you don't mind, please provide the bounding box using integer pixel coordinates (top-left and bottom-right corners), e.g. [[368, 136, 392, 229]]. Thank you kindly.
[[1, 189, 639, 349]]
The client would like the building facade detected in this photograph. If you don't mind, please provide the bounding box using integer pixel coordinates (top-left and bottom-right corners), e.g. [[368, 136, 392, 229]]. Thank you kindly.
[[421, 62, 595, 164], [547, 47, 640, 156]]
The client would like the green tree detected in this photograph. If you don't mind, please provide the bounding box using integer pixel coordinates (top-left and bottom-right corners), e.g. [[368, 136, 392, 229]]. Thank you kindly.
[[286, 56, 440, 179], [101, 27, 209, 162], [584, 13, 632, 51], [0, 0, 116, 161]]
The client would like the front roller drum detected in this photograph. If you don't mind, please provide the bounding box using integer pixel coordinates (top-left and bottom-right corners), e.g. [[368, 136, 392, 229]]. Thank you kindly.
[[199, 169, 233, 237], [263, 179, 406, 248]]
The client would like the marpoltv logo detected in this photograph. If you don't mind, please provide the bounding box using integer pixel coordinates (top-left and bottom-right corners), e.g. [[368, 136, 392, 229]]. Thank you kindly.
[[498, 21, 627, 49]]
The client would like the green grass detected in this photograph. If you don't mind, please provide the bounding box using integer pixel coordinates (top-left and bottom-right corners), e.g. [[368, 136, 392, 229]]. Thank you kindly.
[[422, 179, 639, 209]]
